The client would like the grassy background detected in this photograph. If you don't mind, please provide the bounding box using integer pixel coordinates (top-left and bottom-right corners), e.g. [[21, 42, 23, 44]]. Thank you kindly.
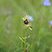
[[0, 0, 52, 52]]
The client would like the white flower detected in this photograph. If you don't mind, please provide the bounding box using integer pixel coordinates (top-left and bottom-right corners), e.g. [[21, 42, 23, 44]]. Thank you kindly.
[[25, 15, 33, 21], [43, 0, 51, 6], [48, 20, 52, 26]]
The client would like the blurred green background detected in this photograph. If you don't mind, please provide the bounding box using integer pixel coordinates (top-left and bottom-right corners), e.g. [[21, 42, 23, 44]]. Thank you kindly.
[[0, 0, 52, 52]]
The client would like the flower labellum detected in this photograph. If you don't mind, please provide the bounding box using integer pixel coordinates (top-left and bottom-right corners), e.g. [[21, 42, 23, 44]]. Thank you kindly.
[[43, 0, 51, 6]]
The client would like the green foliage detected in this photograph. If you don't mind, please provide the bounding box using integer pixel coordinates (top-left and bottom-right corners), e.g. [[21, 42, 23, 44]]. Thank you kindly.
[[0, 0, 52, 52]]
